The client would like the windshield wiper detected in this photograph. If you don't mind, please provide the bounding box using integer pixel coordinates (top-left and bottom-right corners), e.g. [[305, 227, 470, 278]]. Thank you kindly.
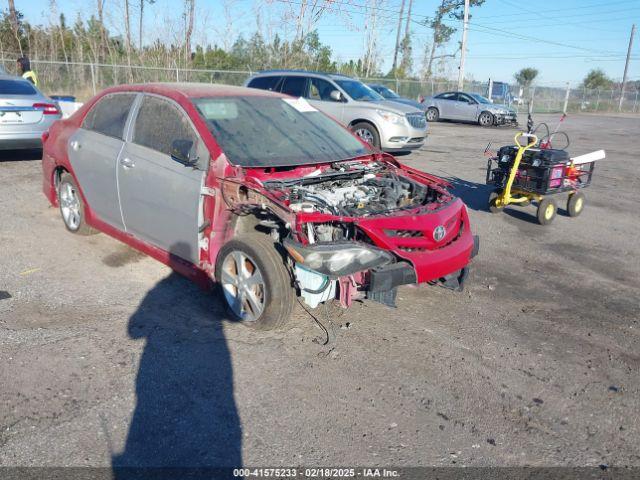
[[264, 168, 366, 189]]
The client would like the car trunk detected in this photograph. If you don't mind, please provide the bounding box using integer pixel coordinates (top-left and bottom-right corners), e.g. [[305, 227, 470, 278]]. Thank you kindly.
[[0, 98, 45, 129]]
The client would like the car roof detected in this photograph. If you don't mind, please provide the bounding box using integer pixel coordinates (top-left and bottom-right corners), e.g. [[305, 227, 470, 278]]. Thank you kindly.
[[252, 70, 354, 81], [99, 82, 286, 100], [0, 74, 32, 82]]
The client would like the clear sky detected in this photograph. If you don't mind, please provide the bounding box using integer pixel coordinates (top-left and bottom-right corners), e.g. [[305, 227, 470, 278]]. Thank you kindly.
[[12, 0, 640, 86]]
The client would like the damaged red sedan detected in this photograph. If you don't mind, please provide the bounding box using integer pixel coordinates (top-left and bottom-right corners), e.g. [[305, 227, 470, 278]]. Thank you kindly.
[[42, 84, 479, 329]]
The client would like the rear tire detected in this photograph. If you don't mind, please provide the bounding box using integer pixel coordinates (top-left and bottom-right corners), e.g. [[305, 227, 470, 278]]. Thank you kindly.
[[536, 198, 557, 225], [567, 192, 585, 217], [57, 172, 97, 235], [215, 233, 295, 330], [350, 122, 380, 149], [478, 111, 494, 127], [426, 107, 439, 122]]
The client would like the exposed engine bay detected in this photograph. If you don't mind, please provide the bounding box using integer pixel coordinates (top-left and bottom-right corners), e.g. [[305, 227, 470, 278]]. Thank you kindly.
[[263, 161, 447, 218]]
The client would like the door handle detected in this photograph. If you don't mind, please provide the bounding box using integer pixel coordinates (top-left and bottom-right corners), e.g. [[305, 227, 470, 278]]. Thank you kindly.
[[70, 140, 81, 151], [120, 157, 135, 169]]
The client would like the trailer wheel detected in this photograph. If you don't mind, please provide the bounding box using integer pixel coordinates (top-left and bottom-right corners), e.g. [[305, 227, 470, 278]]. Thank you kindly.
[[488, 191, 503, 214], [567, 192, 585, 217], [536, 198, 557, 225]]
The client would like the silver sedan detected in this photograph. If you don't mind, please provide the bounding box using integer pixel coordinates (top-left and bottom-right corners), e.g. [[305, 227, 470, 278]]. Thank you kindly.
[[0, 75, 62, 150], [424, 91, 517, 127]]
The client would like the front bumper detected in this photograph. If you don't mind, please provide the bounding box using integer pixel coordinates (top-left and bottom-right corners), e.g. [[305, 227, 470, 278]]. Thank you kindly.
[[380, 121, 427, 151], [493, 113, 518, 126]]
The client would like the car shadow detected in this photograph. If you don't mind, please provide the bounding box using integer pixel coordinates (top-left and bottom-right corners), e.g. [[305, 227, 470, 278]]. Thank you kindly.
[[0, 148, 42, 162], [112, 243, 242, 478], [442, 176, 494, 212]]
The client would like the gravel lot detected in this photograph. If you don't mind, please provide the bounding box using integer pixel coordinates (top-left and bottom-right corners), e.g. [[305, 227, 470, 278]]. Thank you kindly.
[[0, 114, 638, 469]]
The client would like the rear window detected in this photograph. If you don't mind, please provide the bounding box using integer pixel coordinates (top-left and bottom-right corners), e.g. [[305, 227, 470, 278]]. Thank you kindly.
[[82, 93, 136, 139], [247, 76, 281, 91], [0, 79, 37, 95]]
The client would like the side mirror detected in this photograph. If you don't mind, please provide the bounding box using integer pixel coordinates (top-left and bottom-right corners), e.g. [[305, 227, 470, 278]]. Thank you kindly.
[[329, 90, 344, 102], [170, 139, 197, 166]]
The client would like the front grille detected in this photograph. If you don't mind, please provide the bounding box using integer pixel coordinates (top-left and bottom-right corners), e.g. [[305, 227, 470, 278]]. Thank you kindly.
[[408, 137, 425, 143], [384, 229, 423, 238], [406, 113, 427, 129]]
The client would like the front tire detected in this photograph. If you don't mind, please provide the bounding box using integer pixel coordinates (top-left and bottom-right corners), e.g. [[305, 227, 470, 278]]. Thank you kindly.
[[426, 107, 439, 122], [478, 111, 494, 127], [567, 192, 585, 217], [350, 122, 380, 149], [215, 233, 295, 330], [536, 198, 557, 225], [57, 172, 97, 235]]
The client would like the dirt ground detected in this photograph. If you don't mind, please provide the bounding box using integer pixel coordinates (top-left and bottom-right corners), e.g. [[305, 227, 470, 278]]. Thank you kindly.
[[0, 114, 638, 469]]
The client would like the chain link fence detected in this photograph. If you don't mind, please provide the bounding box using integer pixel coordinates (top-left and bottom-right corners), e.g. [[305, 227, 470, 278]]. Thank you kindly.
[[3, 58, 639, 114]]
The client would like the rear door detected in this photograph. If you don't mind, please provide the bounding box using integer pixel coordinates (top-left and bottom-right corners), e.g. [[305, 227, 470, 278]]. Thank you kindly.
[[117, 94, 206, 264], [68, 92, 137, 230], [435, 92, 458, 119], [306, 76, 345, 123]]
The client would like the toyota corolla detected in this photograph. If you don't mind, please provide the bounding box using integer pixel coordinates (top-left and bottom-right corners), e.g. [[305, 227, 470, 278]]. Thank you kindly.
[[42, 83, 479, 330]]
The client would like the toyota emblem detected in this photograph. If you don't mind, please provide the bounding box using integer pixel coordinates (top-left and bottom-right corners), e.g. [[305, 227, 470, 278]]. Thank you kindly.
[[433, 225, 446, 242]]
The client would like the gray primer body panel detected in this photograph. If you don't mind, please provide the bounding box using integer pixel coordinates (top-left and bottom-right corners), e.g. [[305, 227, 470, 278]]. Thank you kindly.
[[117, 140, 204, 264], [68, 129, 126, 230]]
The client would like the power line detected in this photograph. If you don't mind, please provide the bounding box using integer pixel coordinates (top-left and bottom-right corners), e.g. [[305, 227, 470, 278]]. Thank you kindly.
[[472, 0, 638, 20]]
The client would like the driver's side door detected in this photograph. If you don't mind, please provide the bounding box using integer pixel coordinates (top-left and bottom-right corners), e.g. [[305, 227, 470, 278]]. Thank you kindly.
[[453, 93, 479, 121], [305, 77, 345, 123], [117, 94, 206, 264]]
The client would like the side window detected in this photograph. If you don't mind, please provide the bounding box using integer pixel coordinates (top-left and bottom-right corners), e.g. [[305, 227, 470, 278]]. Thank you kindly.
[[82, 93, 136, 139], [247, 76, 281, 91], [436, 92, 457, 101], [132, 96, 197, 157], [308, 78, 337, 101], [280, 76, 307, 97], [457, 94, 472, 103]]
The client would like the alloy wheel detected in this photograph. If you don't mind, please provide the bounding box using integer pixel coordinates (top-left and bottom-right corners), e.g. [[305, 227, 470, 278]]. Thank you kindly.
[[355, 128, 375, 145], [220, 250, 266, 322], [479, 112, 493, 126], [59, 182, 81, 231]]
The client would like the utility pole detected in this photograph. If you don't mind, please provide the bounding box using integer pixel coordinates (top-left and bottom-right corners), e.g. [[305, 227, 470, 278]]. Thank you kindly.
[[391, 0, 406, 73], [457, 0, 470, 91], [619, 23, 636, 112]]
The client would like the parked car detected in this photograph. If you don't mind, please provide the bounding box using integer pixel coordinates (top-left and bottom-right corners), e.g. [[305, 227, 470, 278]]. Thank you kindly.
[[245, 70, 427, 152], [425, 91, 517, 127], [41, 83, 478, 329], [0, 74, 62, 150], [367, 84, 427, 113]]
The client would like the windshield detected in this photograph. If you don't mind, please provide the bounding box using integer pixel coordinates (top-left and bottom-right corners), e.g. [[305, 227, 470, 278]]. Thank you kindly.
[[373, 86, 400, 99], [469, 93, 492, 104], [334, 80, 383, 102], [193, 96, 371, 167]]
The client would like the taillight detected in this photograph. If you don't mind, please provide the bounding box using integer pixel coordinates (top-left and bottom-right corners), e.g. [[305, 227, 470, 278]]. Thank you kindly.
[[33, 103, 60, 115]]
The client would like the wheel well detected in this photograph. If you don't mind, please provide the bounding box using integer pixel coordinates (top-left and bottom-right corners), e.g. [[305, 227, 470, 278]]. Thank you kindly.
[[348, 119, 379, 134], [53, 166, 69, 192], [479, 110, 494, 120]]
